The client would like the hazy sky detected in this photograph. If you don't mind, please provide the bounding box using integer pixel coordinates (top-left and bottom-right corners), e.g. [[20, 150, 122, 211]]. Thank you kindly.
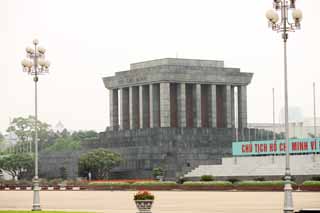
[[1, 0, 319, 133]]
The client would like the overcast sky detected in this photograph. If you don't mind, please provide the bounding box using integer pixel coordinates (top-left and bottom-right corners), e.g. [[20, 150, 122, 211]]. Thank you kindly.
[[1, 0, 319, 133]]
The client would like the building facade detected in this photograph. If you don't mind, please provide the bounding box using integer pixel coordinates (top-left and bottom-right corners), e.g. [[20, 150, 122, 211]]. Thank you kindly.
[[103, 58, 253, 131], [39, 58, 256, 179]]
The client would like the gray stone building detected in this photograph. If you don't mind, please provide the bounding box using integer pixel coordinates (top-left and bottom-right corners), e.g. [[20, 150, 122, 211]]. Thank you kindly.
[[103, 58, 253, 131], [40, 58, 257, 179], [99, 58, 254, 179]]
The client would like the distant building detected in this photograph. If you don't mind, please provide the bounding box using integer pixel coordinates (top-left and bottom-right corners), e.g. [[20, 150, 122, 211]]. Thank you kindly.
[[4, 132, 18, 146], [54, 121, 65, 133], [249, 117, 320, 138]]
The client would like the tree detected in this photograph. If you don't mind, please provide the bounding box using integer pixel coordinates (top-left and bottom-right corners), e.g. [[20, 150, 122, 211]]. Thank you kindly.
[[152, 167, 164, 178], [72, 130, 98, 141], [0, 153, 34, 180], [0, 132, 6, 151], [43, 136, 80, 153], [7, 116, 51, 150], [78, 148, 122, 180]]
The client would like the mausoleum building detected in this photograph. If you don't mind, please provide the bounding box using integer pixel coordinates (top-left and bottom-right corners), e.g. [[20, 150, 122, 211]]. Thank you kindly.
[[103, 58, 253, 130], [39, 58, 258, 179]]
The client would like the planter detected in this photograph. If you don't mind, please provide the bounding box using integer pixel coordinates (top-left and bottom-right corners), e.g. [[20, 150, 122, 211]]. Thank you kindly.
[[135, 200, 153, 213], [300, 186, 320, 191]]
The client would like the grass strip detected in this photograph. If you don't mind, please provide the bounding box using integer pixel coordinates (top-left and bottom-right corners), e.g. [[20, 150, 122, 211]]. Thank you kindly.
[[302, 181, 320, 186], [183, 181, 232, 186], [234, 180, 297, 187]]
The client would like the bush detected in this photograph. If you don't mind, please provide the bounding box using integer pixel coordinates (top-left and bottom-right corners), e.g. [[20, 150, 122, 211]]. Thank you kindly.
[[39, 178, 49, 186], [152, 167, 164, 178], [65, 179, 88, 186], [132, 181, 177, 186], [183, 181, 232, 186], [18, 179, 32, 186], [302, 181, 320, 186], [176, 177, 187, 184], [253, 177, 265, 181], [311, 176, 320, 181], [59, 167, 67, 179], [0, 179, 18, 186], [200, 175, 214, 181], [78, 148, 122, 180], [48, 178, 63, 186], [235, 180, 296, 187], [227, 178, 239, 183]]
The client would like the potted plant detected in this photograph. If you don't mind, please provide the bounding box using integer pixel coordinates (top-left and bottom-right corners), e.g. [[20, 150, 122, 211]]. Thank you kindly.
[[134, 190, 155, 213]]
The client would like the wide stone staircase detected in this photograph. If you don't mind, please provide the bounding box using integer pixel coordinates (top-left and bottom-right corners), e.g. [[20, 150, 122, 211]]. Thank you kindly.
[[184, 154, 320, 178]]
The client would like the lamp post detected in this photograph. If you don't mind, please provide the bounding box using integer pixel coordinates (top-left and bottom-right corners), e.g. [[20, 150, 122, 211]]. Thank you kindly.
[[272, 88, 276, 163], [265, 1, 302, 213], [313, 82, 317, 138], [21, 39, 50, 211]]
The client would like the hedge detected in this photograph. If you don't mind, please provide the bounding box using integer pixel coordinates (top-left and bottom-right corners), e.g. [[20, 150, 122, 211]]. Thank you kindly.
[[235, 180, 297, 187], [302, 181, 320, 186], [131, 181, 178, 186], [89, 182, 131, 186], [183, 181, 232, 186]]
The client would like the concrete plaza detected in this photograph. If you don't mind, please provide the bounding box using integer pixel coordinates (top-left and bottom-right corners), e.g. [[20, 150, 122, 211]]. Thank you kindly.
[[0, 191, 319, 213]]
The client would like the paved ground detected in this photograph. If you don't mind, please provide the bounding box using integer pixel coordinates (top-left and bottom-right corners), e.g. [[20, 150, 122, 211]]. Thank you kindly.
[[0, 191, 319, 213]]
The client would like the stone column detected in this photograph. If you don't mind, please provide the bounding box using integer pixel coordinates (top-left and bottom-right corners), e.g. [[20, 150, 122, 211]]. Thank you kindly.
[[193, 84, 202, 127], [120, 88, 129, 129], [177, 83, 186, 127], [150, 84, 160, 128], [160, 82, 170, 127], [209, 84, 217, 128], [139, 85, 150, 128], [231, 86, 235, 128], [226, 85, 232, 128], [238, 85, 248, 128], [129, 86, 139, 129], [109, 89, 118, 130]]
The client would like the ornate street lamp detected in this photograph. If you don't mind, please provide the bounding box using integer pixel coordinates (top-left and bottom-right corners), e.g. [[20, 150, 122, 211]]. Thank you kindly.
[[265, 1, 302, 213], [21, 39, 50, 211]]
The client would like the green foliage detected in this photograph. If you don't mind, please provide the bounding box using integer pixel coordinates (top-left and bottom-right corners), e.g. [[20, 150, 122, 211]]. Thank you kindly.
[[152, 167, 164, 178], [311, 176, 320, 181], [132, 181, 177, 186], [17, 179, 32, 185], [89, 182, 132, 186], [0, 153, 34, 179], [7, 116, 50, 150], [71, 130, 98, 141], [59, 167, 67, 179], [176, 176, 187, 184], [0, 132, 6, 151], [43, 136, 80, 153], [302, 181, 320, 186], [253, 177, 265, 181], [47, 178, 63, 186], [183, 181, 232, 186], [0, 132, 4, 141], [235, 180, 297, 187], [227, 178, 239, 183], [78, 148, 122, 180], [200, 175, 214, 181], [0, 179, 19, 186]]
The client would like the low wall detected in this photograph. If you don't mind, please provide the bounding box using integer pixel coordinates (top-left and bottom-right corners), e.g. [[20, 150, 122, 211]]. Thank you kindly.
[[39, 128, 273, 179]]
